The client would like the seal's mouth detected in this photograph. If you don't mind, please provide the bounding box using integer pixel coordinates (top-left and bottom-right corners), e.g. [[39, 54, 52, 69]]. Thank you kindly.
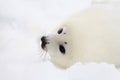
[[41, 36, 49, 51]]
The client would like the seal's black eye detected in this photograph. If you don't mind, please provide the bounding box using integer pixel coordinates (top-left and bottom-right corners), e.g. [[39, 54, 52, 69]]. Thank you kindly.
[[58, 28, 63, 34], [59, 45, 65, 54]]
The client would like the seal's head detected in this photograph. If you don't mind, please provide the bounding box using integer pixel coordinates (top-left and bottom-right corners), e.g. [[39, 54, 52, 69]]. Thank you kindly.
[[40, 8, 109, 69], [40, 25, 77, 69]]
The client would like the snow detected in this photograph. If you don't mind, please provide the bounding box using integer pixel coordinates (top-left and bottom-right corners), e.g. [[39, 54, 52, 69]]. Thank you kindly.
[[0, 0, 120, 80]]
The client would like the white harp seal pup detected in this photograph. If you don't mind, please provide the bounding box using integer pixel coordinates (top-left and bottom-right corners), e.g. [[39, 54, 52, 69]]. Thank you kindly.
[[40, 7, 120, 69]]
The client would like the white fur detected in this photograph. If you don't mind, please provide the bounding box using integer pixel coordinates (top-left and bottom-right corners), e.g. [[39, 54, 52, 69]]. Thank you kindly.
[[45, 6, 120, 69]]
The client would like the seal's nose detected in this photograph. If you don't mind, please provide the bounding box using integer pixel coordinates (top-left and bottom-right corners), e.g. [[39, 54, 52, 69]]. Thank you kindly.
[[41, 36, 46, 42], [41, 36, 48, 50]]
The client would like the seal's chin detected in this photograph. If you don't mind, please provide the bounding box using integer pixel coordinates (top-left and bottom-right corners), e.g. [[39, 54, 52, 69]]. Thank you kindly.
[[41, 36, 49, 51]]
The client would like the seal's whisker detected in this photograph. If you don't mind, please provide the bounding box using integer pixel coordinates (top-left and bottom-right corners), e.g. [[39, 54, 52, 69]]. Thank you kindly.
[[40, 50, 45, 57], [39, 48, 48, 60]]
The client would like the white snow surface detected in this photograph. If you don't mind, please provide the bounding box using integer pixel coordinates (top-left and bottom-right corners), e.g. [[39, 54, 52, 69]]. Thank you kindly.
[[0, 0, 120, 80]]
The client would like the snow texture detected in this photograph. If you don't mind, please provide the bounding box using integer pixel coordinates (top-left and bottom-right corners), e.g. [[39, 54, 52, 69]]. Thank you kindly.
[[0, 0, 120, 80]]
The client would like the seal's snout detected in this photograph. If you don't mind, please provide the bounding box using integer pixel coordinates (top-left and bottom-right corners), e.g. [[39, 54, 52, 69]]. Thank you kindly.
[[41, 36, 46, 42], [41, 36, 49, 51]]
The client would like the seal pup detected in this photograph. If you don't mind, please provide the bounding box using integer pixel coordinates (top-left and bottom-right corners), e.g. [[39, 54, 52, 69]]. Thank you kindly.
[[40, 7, 120, 69]]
